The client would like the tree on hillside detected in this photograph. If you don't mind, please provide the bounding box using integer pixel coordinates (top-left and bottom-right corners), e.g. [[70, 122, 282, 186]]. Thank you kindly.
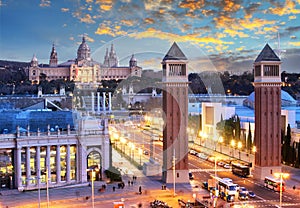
[[247, 122, 252, 151]]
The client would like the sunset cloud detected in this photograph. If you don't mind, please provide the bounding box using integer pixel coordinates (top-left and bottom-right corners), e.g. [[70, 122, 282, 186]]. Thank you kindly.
[[144, 18, 155, 24], [289, 41, 300, 46], [128, 28, 234, 49], [121, 19, 135, 26], [95, 22, 127, 37], [80, 14, 95, 24], [224, 28, 249, 38], [61, 8, 69, 12], [178, 0, 205, 13], [269, 0, 300, 16], [96, 0, 114, 11], [40, 0, 51, 7]]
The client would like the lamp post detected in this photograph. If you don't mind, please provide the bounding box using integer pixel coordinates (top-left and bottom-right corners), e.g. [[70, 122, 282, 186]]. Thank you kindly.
[[274, 172, 289, 208], [237, 141, 242, 160], [26, 176, 41, 208], [87, 168, 98, 208], [230, 140, 236, 158], [218, 136, 223, 153], [138, 148, 142, 165], [131, 144, 135, 161]]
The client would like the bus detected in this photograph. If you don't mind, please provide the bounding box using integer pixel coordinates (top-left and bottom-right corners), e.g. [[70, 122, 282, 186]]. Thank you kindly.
[[264, 176, 286, 192], [218, 179, 238, 198], [231, 162, 251, 178]]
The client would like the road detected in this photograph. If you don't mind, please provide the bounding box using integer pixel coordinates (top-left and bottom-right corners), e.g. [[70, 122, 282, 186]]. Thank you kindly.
[[114, 122, 300, 208]]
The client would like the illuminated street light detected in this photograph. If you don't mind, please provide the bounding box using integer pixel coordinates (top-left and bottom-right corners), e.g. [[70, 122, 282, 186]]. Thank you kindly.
[[218, 136, 223, 153], [274, 172, 289, 208], [231, 140, 236, 158], [237, 141, 242, 160], [131, 144, 135, 161], [138, 148, 143, 165], [87, 168, 99, 208]]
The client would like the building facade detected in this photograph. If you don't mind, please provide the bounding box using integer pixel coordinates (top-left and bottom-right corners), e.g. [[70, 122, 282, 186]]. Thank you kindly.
[[0, 112, 110, 191], [28, 37, 142, 84]]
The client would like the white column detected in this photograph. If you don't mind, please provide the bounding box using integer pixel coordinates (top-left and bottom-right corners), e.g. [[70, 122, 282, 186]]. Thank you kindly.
[[108, 92, 112, 112], [36, 146, 41, 185], [46, 146, 51, 182], [97, 92, 100, 112], [26, 147, 31, 186], [66, 145, 71, 183], [56, 145, 61, 184], [91, 92, 95, 113], [16, 147, 22, 189], [102, 92, 106, 112]]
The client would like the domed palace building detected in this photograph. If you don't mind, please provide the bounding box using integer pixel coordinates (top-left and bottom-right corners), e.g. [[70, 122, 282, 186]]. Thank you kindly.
[[29, 36, 142, 85]]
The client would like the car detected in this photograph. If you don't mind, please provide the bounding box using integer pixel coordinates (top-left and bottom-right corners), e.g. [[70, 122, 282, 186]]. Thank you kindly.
[[238, 187, 248, 194], [248, 191, 256, 198], [238, 192, 248, 200], [223, 164, 231, 169], [217, 161, 225, 166], [143, 150, 149, 155], [189, 172, 194, 180]]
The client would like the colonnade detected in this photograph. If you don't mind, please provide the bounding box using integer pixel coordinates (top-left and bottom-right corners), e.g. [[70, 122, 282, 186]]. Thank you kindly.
[[15, 144, 77, 190], [91, 92, 112, 113]]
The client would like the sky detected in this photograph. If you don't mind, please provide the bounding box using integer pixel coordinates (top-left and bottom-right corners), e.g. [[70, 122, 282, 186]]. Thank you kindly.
[[0, 0, 300, 73]]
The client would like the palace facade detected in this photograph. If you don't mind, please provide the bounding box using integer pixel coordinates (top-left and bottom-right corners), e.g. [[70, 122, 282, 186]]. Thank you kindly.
[[28, 36, 142, 84]]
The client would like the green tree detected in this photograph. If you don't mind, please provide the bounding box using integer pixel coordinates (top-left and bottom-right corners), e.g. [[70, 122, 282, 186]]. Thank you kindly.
[[247, 122, 252, 151]]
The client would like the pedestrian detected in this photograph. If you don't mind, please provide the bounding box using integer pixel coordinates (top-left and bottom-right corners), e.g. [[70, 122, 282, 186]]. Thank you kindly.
[[293, 185, 296, 190], [113, 186, 115, 192], [128, 180, 131, 186], [131, 180, 133, 185], [139, 186, 142, 194]]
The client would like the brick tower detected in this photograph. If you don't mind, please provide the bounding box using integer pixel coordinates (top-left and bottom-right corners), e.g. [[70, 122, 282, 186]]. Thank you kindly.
[[162, 42, 189, 183], [253, 44, 282, 180]]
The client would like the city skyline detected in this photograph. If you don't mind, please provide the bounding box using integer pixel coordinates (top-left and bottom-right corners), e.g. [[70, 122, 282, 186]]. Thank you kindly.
[[1, 0, 300, 73]]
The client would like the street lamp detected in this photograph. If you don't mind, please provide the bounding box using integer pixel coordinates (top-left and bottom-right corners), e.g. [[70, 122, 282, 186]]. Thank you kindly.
[[87, 168, 99, 208], [26, 176, 41, 208], [131, 144, 135, 161], [138, 148, 143, 165], [274, 172, 289, 208], [237, 141, 242, 160], [218, 136, 223, 153], [231, 140, 236, 158]]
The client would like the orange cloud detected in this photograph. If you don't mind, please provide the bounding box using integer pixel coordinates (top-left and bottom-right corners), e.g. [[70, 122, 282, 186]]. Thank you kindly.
[[289, 41, 300, 46], [263, 26, 278, 33], [96, 0, 113, 11], [269, 0, 300, 16], [95, 22, 127, 37], [80, 14, 95, 24], [223, 0, 241, 13], [239, 18, 276, 30], [128, 28, 233, 46], [289, 15, 297, 19], [121, 19, 135, 26], [224, 28, 249, 38], [178, 0, 205, 12], [85, 36, 95, 42], [144, 18, 155, 24]]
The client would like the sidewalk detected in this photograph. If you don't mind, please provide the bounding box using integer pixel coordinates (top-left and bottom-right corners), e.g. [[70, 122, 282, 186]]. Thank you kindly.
[[111, 147, 197, 207]]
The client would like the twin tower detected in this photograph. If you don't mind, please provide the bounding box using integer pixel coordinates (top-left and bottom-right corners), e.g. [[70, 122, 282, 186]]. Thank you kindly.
[[161, 42, 282, 183]]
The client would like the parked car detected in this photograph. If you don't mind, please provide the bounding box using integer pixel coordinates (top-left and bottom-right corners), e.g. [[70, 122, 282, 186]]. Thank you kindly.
[[238, 192, 248, 200], [143, 150, 149, 155], [223, 164, 231, 169], [189, 172, 194, 180], [238, 187, 248, 194], [248, 191, 256, 198]]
